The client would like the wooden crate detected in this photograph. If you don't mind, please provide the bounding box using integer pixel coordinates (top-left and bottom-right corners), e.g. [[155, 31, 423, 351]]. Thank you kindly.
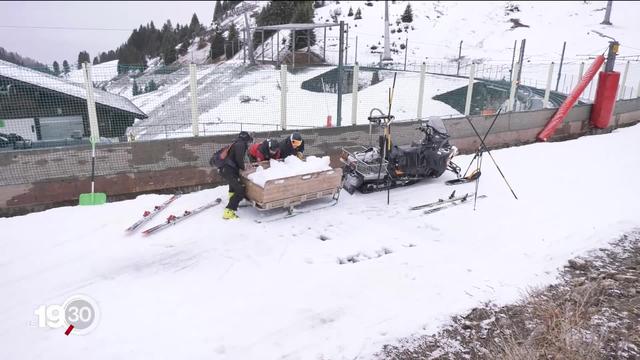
[[240, 162, 343, 210]]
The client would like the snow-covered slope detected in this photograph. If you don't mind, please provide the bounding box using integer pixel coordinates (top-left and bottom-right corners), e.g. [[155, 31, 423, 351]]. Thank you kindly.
[[2, 122, 640, 359], [65, 60, 119, 84]]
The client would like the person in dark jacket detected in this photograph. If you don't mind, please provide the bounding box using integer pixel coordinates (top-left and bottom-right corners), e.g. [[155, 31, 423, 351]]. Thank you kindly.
[[219, 131, 252, 220], [248, 138, 281, 163], [279, 132, 305, 159]]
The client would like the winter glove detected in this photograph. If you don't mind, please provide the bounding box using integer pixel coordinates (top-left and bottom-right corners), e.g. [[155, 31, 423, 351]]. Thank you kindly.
[[296, 152, 305, 160]]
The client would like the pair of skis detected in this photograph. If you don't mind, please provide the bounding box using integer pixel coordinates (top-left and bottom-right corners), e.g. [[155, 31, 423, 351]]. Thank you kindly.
[[125, 195, 222, 235], [409, 191, 487, 214]]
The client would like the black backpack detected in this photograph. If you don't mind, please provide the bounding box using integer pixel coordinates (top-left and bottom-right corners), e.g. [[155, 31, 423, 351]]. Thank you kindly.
[[209, 142, 235, 168]]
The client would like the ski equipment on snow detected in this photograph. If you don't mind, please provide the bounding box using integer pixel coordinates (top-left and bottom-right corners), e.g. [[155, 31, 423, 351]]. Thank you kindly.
[[254, 199, 339, 223], [125, 195, 181, 232], [142, 198, 222, 235], [409, 191, 480, 210], [423, 194, 488, 214], [445, 170, 481, 185]]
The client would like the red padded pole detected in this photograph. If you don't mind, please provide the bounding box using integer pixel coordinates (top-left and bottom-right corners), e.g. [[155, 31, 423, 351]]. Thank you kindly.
[[537, 55, 605, 141], [590, 71, 620, 128]]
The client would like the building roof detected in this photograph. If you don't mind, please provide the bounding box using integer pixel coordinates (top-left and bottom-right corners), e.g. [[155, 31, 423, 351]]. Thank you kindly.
[[0, 60, 146, 118], [254, 23, 339, 31]]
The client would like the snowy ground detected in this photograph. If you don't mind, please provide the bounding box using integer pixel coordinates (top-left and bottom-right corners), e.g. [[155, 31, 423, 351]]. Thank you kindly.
[[2, 122, 640, 359]]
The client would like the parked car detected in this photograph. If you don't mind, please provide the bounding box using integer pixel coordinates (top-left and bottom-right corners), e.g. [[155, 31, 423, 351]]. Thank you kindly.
[[0, 133, 32, 149]]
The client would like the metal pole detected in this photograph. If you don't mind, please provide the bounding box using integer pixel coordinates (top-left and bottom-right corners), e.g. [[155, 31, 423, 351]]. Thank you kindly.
[[355, 36, 358, 64], [517, 39, 526, 83], [243, 31, 246, 64], [457, 40, 463, 76], [261, 30, 265, 63], [509, 62, 520, 112], [244, 12, 255, 66], [417, 62, 426, 119], [280, 65, 287, 130], [637, 80, 640, 98], [337, 21, 345, 126], [383, 0, 391, 61], [601, 0, 613, 25], [307, 29, 311, 65], [323, 27, 327, 62], [292, 30, 296, 69], [464, 63, 475, 116], [277, 31, 280, 65], [618, 60, 630, 100], [555, 41, 566, 91], [509, 40, 517, 84], [544, 62, 554, 108], [578, 62, 585, 81], [351, 64, 359, 125], [345, 25, 349, 65], [189, 64, 199, 136], [403, 37, 408, 71]]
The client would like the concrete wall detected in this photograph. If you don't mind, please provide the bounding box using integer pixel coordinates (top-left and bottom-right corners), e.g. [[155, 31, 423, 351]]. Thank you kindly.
[[2, 98, 640, 216]]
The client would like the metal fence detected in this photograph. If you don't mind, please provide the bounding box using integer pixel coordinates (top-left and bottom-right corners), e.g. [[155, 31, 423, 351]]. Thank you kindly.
[[1, 55, 639, 153]]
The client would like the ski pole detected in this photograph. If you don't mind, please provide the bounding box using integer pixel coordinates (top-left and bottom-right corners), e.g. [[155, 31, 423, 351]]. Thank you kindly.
[[464, 115, 518, 200]]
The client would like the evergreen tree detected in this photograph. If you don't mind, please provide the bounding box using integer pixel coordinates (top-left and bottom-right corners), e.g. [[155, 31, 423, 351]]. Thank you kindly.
[[209, 30, 225, 61], [145, 79, 158, 92], [132, 79, 140, 96], [160, 20, 178, 65], [355, 7, 362, 20], [213, 0, 223, 22], [226, 23, 239, 59], [62, 60, 70, 74], [289, 1, 316, 51], [348, 6, 353, 16], [179, 39, 190, 56], [401, 4, 413, 23], [189, 13, 202, 37], [52, 61, 61, 76], [93, 56, 99, 65], [77, 50, 90, 69]]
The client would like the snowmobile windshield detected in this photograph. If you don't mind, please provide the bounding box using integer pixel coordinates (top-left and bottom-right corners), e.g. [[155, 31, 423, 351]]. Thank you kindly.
[[427, 116, 448, 135]]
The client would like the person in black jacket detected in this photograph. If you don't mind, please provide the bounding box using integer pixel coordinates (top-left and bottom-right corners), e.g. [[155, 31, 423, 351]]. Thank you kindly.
[[279, 132, 305, 159], [220, 131, 252, 220]]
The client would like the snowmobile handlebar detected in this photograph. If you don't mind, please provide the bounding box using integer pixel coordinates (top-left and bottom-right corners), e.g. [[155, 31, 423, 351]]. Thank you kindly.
[[367, 114, 395, 122]]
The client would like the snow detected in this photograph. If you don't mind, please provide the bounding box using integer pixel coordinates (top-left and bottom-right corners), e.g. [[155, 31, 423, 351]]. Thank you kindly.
[[247, 155, 332, 188], [66, 60, 119, 84], [2, 121, 640, 359], [314, 1, 640, 100]]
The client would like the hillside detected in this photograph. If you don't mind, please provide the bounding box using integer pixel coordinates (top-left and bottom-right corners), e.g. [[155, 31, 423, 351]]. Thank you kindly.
[[87, 1, 640, 138]]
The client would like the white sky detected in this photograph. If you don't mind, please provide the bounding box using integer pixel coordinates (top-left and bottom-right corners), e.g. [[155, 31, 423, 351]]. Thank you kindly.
[[0, 1, 216, 65]]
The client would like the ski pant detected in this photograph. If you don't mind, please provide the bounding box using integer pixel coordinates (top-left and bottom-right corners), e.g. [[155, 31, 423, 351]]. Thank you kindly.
[[219, 165, 245, 211]]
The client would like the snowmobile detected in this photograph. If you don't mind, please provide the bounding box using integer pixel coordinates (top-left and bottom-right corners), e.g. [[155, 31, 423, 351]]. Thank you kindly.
[[340, 111, 461, 194]]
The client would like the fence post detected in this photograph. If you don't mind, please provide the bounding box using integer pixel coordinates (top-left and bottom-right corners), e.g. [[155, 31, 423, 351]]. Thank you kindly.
[[280, 64, 288, 130], [82, 62, 100, 141], [417, 62, 426, 119], [464, 63, 475, 116], [351, 64, 359, 126], [189, 64, 199, 137], [544, 62, 554, 108], [508, 62, 520, 112], [578, 62, 585, 81], [618, 60, 629, 100]]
